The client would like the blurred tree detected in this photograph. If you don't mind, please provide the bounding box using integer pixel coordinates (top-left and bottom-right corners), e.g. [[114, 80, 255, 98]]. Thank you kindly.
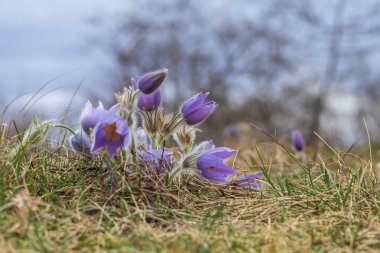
[[101, 0, 380, 145]]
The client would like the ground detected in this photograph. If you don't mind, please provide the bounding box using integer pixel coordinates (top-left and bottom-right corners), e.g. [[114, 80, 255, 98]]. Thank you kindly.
[[1, 135, 380, 253]]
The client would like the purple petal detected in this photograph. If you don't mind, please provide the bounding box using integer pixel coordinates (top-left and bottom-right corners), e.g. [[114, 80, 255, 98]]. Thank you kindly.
[[137, 89, 161, 111], [91, 123, 108, 153], [236, 172, 263, 181], [292, 130, 305, 151], [69, 130, 92, 155], [205, 147, 236, 159], [184, 102, 217, 125], [201, 163, 236, 183], [197, 153, 224, 169], [106, 139, 123, 159], [138, 68, 168, 94], [181, 92, 209, 115], [196, 140, 215, 152], [109, 103, 120, 114]]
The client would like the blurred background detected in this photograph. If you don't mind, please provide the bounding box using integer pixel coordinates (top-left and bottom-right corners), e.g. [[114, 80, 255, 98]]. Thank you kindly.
[[1, 0, 380, 146]]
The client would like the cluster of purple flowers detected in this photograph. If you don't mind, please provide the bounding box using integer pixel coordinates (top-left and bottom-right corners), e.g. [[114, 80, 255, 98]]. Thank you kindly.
[[69, 68, 262, 188]]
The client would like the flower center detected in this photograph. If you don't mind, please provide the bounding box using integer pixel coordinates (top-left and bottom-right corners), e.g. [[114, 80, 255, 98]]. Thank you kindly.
[[207, 166, 216, 171], [103, 122, 122, 141]]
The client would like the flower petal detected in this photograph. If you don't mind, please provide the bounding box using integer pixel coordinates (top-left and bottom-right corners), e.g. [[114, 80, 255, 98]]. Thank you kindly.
[[206, 147, 236, 159], [91, 123, 108, 153]]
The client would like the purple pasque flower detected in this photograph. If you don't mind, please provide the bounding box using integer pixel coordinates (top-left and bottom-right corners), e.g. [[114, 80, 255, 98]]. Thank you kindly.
[[292, 130, 305, 152], [181, 92, 218, 125], [232, 172, 263, 189], [137, 89, 161, 111], [143, 148, 172, 173], [80, 101, 120, 135], [91, 115, 129, 159], [138, 68, 168, 94], [80, 101, 107, 134], [197, 147, 237, 183], [69, 130, 92, 156]]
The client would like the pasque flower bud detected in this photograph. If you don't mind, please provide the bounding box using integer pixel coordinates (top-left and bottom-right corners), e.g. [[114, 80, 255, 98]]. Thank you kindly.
[[292, 130, 305, 152], [181, 92, 217, 126], [138, 68, 168, 94], [137, 89, 161, 111], [69, 131, 92, 157]]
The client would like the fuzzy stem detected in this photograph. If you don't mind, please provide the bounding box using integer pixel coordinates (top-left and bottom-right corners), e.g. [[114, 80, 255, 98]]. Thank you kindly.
[[53, 124, 76, 135], [103, 155, 117, 193], [165, 164, 183, 187], [130, 130, 138, 174]]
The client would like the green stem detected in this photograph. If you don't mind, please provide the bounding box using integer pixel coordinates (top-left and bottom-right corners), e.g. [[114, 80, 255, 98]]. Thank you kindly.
[[53, 124, 76, 135], [130, 130, 138, 174], [157, 135, 165, 147], [150, 133, 157, 149], [103, 155, 117, 192], [165, 165, 183, 187]]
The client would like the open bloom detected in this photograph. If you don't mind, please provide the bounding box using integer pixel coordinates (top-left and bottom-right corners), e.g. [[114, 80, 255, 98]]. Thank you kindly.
[[80, 101, 120, 134], [138, 68, 168, 94], [197, 147, 237, 183], [137, 89, 161, 111], [181, 92, 218, 125], [232, 172, 263, 189], [91, 115, 129, 159], [69, 131, 92, 157], [292, 130, 305, 152]]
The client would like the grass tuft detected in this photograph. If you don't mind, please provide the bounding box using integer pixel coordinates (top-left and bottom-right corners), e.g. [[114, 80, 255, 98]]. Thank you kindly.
[[1, 132, 380, 252]]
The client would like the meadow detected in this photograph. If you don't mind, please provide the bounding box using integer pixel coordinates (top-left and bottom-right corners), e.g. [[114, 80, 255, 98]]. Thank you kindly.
[[1, 69, 380, 253]]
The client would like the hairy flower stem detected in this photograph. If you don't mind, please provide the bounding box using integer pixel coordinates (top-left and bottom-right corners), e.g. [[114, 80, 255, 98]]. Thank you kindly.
[[103, 155, 117, 193], [165, 164, 183, 187], [150, 133, 158, 149], [53, 124, 76, 135], [130, 130, 138, 174]]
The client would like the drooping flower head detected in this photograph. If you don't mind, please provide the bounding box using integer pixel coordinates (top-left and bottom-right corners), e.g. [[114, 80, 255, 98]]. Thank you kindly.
[[137, 89, 161, 111], [80, 101, 120, 135], [181, 92, 218, 125], [197, 147, 237, 183], [143, 148, 172, 173], [138, 68, 168, 94], [232, 172, 263, 189], [292, 130, 305, 152], [91, 115, 129, 159], [69, 130, 92, 157]]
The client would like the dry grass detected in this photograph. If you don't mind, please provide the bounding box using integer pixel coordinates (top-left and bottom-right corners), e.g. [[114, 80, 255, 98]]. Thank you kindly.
[[1, 134, 380, 253]]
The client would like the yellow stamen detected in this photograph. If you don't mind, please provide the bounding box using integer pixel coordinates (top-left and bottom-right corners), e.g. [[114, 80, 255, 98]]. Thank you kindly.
[[103, 122, 121, 141]]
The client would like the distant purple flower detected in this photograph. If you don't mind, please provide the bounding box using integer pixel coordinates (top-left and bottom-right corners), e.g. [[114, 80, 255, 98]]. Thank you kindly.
[[69, 131, 92, 156], [138, 68, 168, 94], [91, 115, 129, 159], [232, 172, 263, 189], [181, 92, 218, 125], [143, 149, 172, 173], [197, 147, 237, 183], [292, 130, 305, 152], [223, 124, 239, 138], [137, 89, 161, 111]]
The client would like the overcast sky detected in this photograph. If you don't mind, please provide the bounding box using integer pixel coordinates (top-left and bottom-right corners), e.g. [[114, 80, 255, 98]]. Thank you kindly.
[[0, 0, 130, 117]]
